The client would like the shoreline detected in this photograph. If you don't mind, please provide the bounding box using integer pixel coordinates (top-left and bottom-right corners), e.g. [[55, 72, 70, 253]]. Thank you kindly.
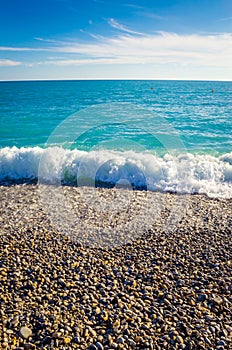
[[0, 181, 231, 201], [0, 184, 232, 349]]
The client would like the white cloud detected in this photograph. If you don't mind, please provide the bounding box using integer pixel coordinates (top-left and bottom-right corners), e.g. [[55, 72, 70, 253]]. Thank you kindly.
[[34, 37, 58, 43], [123, 4, 144, 10], [1, 20, 232, 75], [0, 59, 22, 66], [108, 18, 145, 36], [46, 30, 232, 69], [0, 46, 47, 52]]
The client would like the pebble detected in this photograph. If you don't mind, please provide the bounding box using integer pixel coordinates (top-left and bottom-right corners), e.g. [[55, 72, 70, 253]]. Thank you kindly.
[[95, 342, 104, 350], [217, 340, 225, 346], [89, 345, 98, 350], [213, 296, 223, 305], [24, 344, 36, 350], [197, 294, 207, 302], [88, 344, 98, 350], [63, 337, 71, 344], [176, 335, 184, 344], [204, 337, 212, 345], [0, 185, 231, 350], [19, 326, 32, 339]]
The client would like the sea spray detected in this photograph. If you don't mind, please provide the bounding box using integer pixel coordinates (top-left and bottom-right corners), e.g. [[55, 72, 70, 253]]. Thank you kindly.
[[1, 146, 232, 199]]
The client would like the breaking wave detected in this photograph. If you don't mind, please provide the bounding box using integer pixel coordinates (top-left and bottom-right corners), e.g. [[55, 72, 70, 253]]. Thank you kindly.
[[0, 146, 232, 199]]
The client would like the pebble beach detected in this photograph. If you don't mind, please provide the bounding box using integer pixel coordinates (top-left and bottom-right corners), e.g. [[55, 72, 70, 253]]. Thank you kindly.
[[0, 184, 232, 350]]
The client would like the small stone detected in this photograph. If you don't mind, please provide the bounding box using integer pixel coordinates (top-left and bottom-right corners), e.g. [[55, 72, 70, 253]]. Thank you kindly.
[[209, 326, 215, 334], [95, 342, 104, 350], [135, 336, 142, 342], [117, 337, 124, 344], [19, 326, 32, 339], [73, 337, 80, 343], [204, 337, 212, 345], [24, 344, 36, 350], [88, 326, 97, 337], [95, 307, 101, 315], [205, 315, 214, 322], [176, 335, 184, 344], [63, 337, 71, 344], [213, 296, 223, 305], [10, 316, 19, 327], [89, 345, 97, 350], [51, 332, 59, 338], [197, 294, 207, 301], [128, 339, 136, 347], [102, 312, 108, 322], [225, 325, 232, 335], [217, 340, 225, 346]]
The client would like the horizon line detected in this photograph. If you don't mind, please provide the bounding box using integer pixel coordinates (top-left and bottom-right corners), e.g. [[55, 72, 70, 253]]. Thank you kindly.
[[1, 78, 232, 83]]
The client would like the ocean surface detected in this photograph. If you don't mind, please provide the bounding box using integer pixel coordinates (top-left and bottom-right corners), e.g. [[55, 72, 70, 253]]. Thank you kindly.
[[0, 80, 232, 198]]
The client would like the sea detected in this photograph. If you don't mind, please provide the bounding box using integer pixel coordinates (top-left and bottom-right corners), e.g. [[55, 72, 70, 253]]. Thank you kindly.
[[0, 80, 232, 199]]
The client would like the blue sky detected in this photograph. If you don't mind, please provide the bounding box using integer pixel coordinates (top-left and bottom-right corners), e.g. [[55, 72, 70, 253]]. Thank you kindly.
[[0, 0, 232, 80]]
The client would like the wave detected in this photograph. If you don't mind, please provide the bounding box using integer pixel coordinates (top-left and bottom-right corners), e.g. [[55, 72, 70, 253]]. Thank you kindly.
[[0, 146, 232, 199]]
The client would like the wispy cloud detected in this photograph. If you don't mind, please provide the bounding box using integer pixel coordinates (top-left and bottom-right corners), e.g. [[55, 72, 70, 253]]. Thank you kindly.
[[39, 58, 123, 66], [0, 46, 48, 52], [0, 59, 22, 66], [123, 4, 144, 10], [34, 37, 58, 43], [43, 30, 232, 69], [1, 20, 232, 71], [108, 18, 145, 36]]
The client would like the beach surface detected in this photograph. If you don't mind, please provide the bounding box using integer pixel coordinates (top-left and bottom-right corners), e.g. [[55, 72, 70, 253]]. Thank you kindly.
[[0, 185, 232, 349]]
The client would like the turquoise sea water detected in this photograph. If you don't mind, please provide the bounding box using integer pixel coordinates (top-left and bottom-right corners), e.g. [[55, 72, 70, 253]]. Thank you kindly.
[[0, 80, 232, 198]]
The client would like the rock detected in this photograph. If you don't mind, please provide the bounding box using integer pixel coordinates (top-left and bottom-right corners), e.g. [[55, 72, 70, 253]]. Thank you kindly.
[[24, 344, 36, 350], [95, 342, 104, 350], [197, 294, 207, 302], [63, 337, 71, 344], [88, 344, 98, 350], [204, 337, 212, 345], [205, 315, 214, 322], [89, 345, 98, 350], [117, 337, 125, 344], [10, 316, 19, 327], [42, 336, 52, 345], [128, 339, 136, 347], [213, 296, 223, 305], [19, 326, 32, 339], [88, 326, 97, 337], [176, 335, 184, 344], [217, 340, 225, 346]]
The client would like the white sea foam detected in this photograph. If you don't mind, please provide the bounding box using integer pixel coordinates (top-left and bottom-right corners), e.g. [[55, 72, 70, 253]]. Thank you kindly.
[[0, 146, 232, 199]]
